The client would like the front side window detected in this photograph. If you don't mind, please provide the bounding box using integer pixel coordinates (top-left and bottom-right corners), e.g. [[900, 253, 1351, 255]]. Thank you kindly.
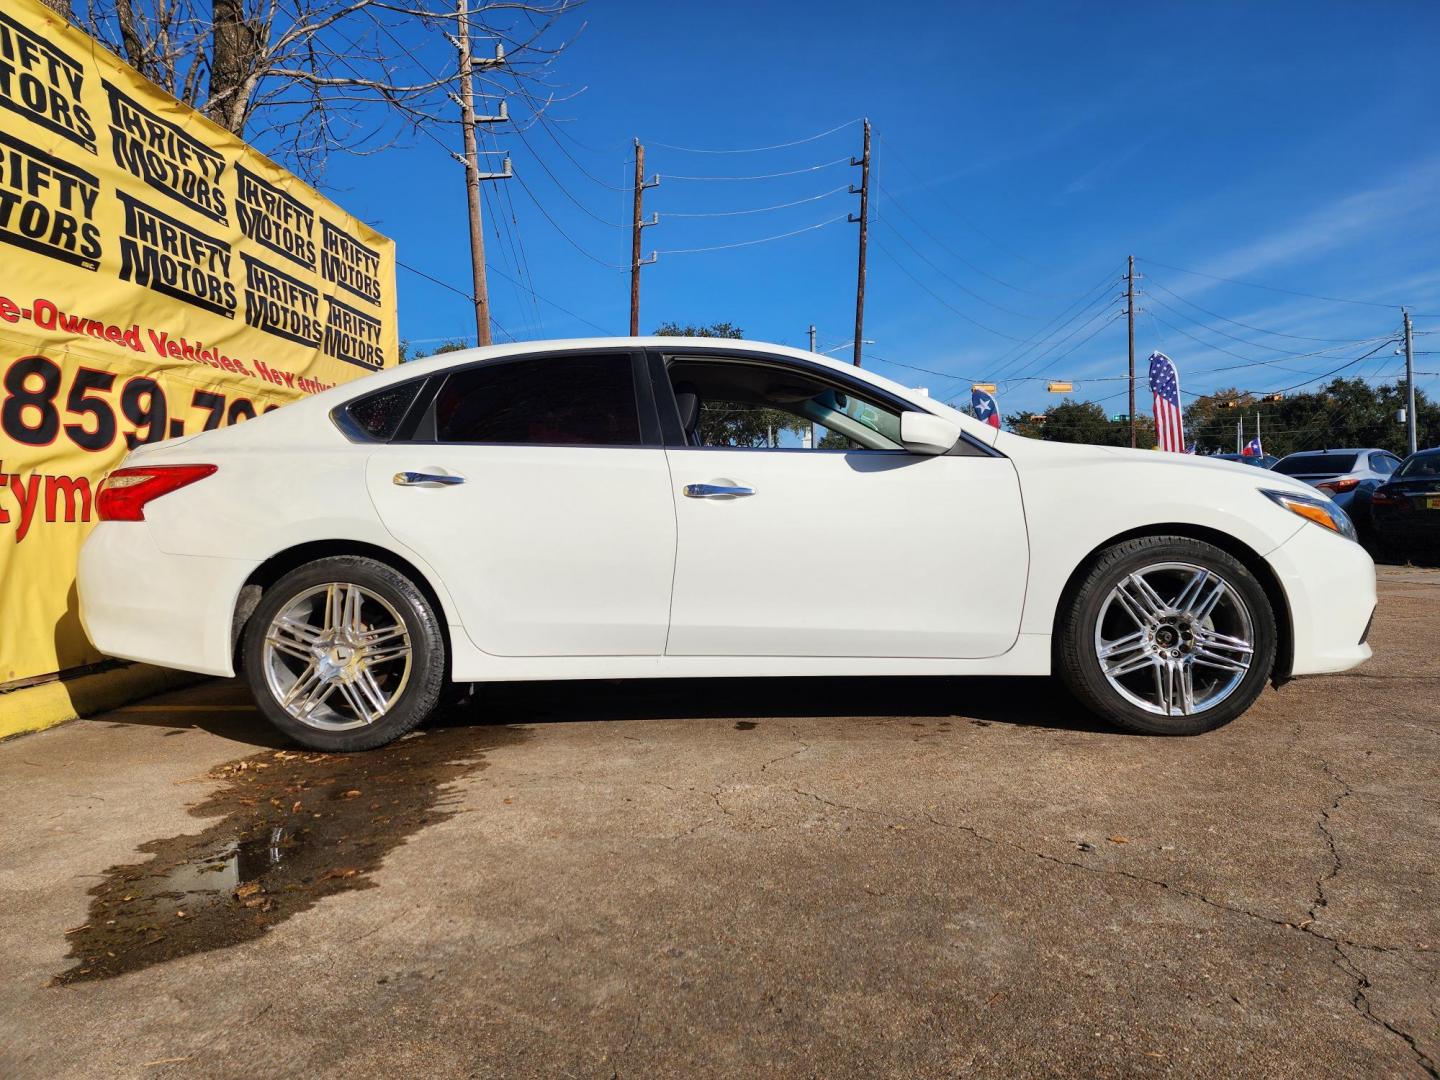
[[666, 357, 904, 451], [435, 354, 640, 445]]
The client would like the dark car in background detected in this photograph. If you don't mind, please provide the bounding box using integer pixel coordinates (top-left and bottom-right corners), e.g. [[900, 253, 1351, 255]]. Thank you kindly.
[[1370, 449, 1440, 562], [1272, 448, 1404, 511]]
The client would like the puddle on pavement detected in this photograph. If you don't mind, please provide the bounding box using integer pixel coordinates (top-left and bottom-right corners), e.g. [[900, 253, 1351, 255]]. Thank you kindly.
[[55, 723, 528, 985]]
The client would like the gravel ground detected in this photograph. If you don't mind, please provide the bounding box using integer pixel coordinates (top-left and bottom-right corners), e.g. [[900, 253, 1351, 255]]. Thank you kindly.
[[1, 566, 1436, 1079]]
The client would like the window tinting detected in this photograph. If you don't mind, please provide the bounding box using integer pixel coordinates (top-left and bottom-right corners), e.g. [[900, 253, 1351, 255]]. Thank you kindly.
[[1274, 452, 1359, 476], [345, 381, 421, 440], [435, 354, 640, 445]]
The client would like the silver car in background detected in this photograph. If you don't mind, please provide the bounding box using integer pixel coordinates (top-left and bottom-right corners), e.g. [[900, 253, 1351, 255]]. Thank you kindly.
[[1272, 448, 1403, 513]]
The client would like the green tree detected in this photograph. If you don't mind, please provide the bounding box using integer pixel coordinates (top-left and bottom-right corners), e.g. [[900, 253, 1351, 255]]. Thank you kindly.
[[654, 321, 809, 448], [400, 340, 469, 363], [1003, 399, 1156, 447]]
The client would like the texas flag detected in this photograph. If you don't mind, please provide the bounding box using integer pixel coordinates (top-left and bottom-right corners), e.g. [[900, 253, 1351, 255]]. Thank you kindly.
[[971, 387, 1001, 429], [1243, 437, 1264, 458]]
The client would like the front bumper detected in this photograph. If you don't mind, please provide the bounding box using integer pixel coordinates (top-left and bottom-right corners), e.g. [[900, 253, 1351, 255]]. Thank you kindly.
[[78, 523, 255, 677], [1264, 521, 1376, 676]]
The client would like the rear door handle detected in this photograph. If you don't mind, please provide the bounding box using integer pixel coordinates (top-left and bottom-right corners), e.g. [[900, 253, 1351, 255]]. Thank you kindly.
[[394, 471, 465, 487], [684, 483, 755, 498]]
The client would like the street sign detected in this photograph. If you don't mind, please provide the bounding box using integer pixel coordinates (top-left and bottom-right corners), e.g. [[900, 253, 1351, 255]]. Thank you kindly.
[[1111, 413, 1130, 423], [972, 382, 997, 393], [1047, 381, 1073, 393]]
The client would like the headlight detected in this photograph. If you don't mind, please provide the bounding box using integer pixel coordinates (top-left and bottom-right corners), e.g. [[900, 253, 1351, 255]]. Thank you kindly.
[[1262, 488, 1358, 543]]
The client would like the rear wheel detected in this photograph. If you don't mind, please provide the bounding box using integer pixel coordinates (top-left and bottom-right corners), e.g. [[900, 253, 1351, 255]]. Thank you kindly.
[[242, 556, 446, 751], [1057, 536, 1276, 735]]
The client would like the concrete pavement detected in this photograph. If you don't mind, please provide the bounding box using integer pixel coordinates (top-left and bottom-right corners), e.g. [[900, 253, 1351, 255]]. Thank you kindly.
[[1, 567, 1436, 1078]]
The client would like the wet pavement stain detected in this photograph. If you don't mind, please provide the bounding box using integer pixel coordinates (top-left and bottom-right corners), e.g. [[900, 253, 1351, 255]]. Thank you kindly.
[[55, 723, 528, 985], [733, 721, 758, 731]]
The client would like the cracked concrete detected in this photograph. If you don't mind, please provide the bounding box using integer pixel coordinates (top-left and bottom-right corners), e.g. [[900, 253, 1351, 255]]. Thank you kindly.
[[1, 566, 1437, 1078]]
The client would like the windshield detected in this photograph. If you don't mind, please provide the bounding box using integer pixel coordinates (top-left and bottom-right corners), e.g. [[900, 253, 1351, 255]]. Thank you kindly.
[[1395, 451, 1440, 479], [1275, 452, 1358, 476]]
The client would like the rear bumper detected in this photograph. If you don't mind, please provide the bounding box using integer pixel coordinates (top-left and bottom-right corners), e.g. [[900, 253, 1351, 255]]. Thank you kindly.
[[78, 524, 255, 677], [1265, 522, 1376, 676]]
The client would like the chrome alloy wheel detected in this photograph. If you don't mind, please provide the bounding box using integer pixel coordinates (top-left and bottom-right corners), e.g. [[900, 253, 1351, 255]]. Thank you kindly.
[[262, 583, 412, 731], [1093, 561, 1255, 717]]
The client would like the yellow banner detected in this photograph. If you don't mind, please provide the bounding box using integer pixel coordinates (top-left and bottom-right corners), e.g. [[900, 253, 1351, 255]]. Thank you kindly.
[[0, 0, 397, 684]]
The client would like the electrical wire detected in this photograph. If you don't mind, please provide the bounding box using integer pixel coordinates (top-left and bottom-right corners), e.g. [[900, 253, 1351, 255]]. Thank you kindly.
[[396, 259, 514, 342], [1143, 277, 1365, 344], [986, 267, 1124, 380], [872, 239, 1024, 342], [509, 121, 628, 227], [512, 167, 628, 268], [647, 118, 860, 154], [876, 181, 1051, 299], [660, 185, 850, 218], [1138, 256, 1440, 314], [654, 213, 850, 255], [877, 218, 1037, 320], [660, 156, 852, 182]]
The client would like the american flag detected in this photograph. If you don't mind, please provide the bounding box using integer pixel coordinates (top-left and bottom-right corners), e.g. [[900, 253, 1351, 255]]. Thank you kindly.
[[971, 387, 1001, 429], [1148, 352, 1185, 452]]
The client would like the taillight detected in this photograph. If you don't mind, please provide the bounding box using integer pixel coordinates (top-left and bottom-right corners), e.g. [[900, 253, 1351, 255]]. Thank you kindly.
[[97, 464, 217, 521], [1316, 477, 1360, 494], [1371, 489, 1398, 505]]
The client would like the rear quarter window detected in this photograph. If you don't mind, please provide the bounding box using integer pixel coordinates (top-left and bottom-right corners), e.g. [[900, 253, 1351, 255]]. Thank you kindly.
[[341, 381, 423, 441]]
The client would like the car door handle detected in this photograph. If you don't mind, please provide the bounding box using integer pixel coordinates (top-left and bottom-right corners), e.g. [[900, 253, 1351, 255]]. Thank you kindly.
[[393, 471, 465, 487], [684, 482, 755, 498]]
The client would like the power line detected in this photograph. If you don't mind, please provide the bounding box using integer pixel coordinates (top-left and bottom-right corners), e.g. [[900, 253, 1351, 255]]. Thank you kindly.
[[660, 184, 850, 218], [986, 266, 1124, 380], [872, 238, 1024, 342], [1142, 291, 1375, 359], [647, 118, 860, 154], [396, 259, 514, 342], [660, 156, 852, 182], [1138, 256, 1440, 314], [876, 180, 1050, 299], [533, 112, 633, 191], [654, 213, 850, 255], [1143, 277, 1364, 343], [509, 121, 628, 227], [512, 167, 628, 268], [876, 217, 1036, 319]]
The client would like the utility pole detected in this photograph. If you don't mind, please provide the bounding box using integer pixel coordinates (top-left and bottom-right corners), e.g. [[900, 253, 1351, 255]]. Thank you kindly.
[[1403, 308, 1417, 455], [808, 324, 817, 353], [1126, 255, 1136, 449], [629, 140, 659, 335], [848, 119, 871, 366], [453, 1, 509, 346]]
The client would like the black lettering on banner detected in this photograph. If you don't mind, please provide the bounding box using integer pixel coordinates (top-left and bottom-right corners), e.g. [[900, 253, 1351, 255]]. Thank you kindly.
[[242, 253, 322, 347], [0, 9, 95, 153], [324, 295, 385, 370], [103, 79, 227, 223], [320, 220, 382, 306], [116, 191, 236, 317], [236, 164, 315, 269], [0, 129, 101, 269]]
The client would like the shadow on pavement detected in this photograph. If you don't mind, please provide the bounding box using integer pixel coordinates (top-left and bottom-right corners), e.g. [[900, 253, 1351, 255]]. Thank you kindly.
[[94, 674, 1117, 749]]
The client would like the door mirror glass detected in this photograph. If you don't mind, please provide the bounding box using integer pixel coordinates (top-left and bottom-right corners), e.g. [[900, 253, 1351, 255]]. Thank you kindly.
[[899, 411, 960, 456]]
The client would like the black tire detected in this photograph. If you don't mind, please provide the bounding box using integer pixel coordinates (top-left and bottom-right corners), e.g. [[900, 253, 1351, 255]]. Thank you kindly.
[[242, 555, 447, 751], [1056, 536, 1277, 736]]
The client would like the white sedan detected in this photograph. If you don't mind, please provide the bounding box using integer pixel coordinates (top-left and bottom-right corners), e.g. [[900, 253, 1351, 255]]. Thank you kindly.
[[79, 338, 1376, 751]]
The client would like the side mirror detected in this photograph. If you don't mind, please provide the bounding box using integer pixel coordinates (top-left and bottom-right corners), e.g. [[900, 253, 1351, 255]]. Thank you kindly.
[[899, 411, 961, 456]]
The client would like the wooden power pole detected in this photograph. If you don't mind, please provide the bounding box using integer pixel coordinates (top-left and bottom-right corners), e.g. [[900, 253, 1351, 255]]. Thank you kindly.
[[1403, 309, 1417, 455], [1126, 254, 1136, 448], [629, 140, 659, 335], [848, 119, 871, 366], [455, 1, 510, 346]]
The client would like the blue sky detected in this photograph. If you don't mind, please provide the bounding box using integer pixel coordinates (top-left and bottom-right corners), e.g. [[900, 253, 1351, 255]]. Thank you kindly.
[[316, 0, 1440, 417]]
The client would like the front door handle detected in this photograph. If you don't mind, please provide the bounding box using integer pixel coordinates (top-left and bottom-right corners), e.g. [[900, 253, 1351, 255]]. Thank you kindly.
[[394, 471, 465, 487], [684, 482, 755, 499]]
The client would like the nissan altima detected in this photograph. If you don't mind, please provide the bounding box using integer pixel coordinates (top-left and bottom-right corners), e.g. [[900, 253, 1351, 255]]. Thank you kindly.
[[78, 339, 1376, 750]]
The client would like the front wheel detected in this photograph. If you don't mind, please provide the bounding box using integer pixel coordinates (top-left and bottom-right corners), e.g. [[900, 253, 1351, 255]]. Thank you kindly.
[[1056, 536, 1277, 735], [242, 556, 447, 751]]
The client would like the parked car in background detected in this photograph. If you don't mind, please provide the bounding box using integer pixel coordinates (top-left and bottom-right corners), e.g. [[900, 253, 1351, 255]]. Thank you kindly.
[[1369, 448, 1440, 562], [1213, 452, 1280, 469], [78, 339, 1375, 751], [1272, 449, 1403, 540]]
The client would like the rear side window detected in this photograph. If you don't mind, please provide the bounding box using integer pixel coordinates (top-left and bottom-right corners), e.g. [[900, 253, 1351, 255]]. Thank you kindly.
[[1372, 454, 1399, 475], [342, 381, 422, 441], [1274, 452, 1358, 475], [435, 354, 640, 445]]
